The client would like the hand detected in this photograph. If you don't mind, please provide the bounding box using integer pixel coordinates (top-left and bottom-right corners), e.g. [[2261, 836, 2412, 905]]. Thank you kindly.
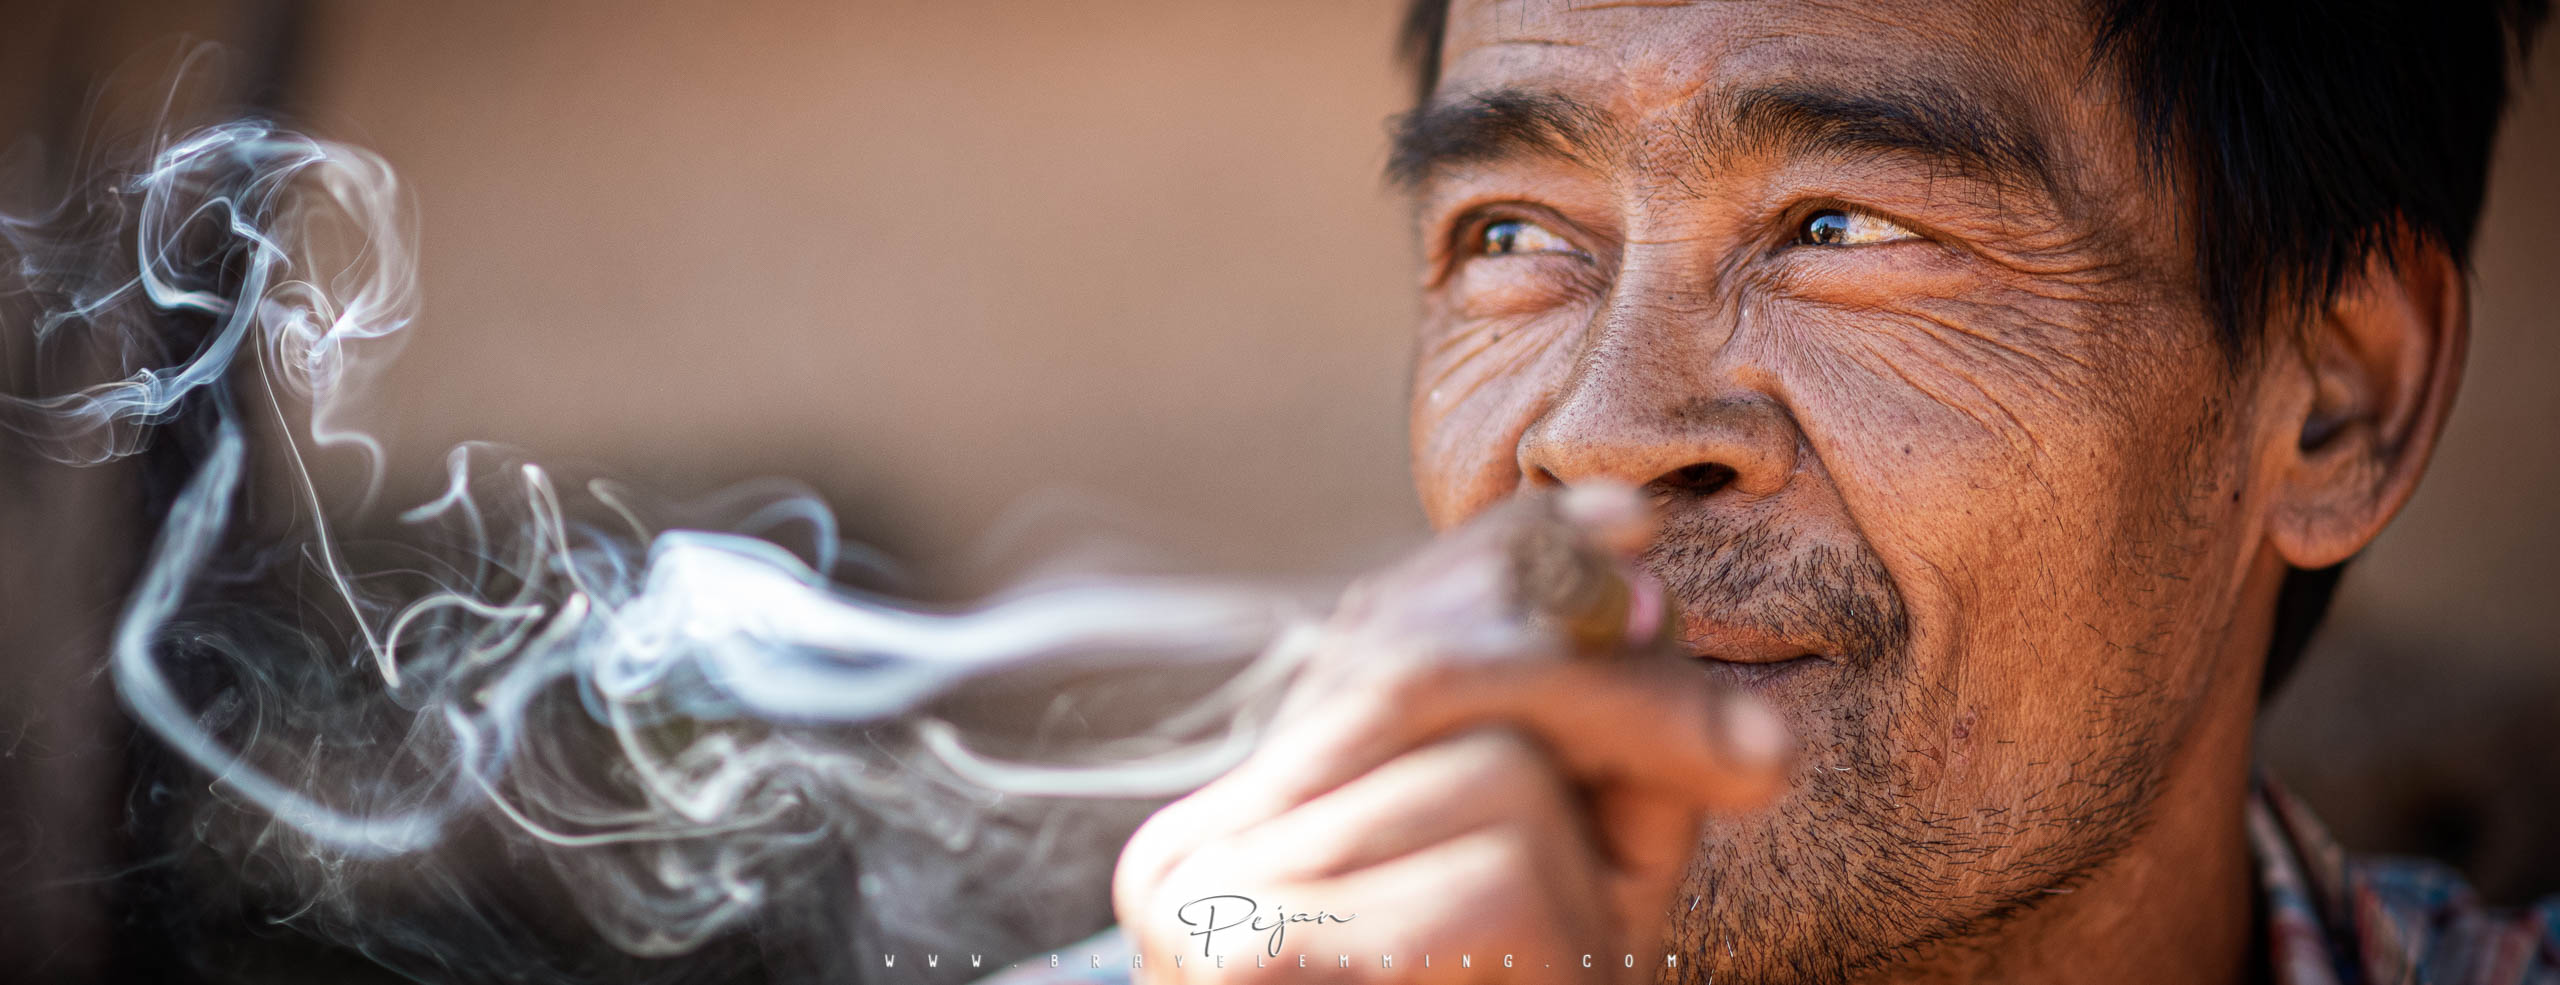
[[1111, 490, 1794, 983]]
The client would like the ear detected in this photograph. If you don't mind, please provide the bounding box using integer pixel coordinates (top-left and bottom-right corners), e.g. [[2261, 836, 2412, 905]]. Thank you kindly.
[[2262, 233, 2467, 569]]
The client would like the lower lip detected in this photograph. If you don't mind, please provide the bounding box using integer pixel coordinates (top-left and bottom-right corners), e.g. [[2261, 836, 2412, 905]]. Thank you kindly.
[[1694, 654, 1829, 688]]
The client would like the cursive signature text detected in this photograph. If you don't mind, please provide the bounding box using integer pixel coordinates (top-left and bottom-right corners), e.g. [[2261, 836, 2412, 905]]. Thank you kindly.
[[1174, 895, 1356, 957]]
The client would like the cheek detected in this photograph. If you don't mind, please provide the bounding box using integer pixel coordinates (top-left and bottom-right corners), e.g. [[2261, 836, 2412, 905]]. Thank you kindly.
[[1747, 290, 2242, 770], [1407, 304, 1591, 528], [1749, 290, 2126, 580]]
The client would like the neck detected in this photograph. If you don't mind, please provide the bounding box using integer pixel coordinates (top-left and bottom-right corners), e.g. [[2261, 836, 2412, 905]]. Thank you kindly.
[[1871, 547, 2285, 985]]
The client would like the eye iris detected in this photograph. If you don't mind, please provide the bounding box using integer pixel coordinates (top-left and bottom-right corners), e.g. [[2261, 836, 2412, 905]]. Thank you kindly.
[[1805, 211, 1851, 245], [1487, 220, 1525, 254]]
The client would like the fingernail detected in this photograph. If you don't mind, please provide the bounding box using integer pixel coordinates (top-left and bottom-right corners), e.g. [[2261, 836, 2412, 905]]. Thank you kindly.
[[1556, 481, 1654, 557], [1719, 693, 1791, 770], [1620, 564, 1665, 645]]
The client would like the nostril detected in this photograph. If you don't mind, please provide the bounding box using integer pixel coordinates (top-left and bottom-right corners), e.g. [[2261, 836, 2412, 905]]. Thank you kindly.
[[1526, 465, 1564, 488], [1654, 462, 1738, 498]]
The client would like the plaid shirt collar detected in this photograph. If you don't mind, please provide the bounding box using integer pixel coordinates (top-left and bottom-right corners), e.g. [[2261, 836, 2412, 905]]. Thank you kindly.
[[2250, 772, 2559, 985]]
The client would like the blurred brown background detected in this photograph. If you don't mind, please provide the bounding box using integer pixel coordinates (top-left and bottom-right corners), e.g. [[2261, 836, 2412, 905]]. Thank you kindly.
[[3, 1, 2554, 981]]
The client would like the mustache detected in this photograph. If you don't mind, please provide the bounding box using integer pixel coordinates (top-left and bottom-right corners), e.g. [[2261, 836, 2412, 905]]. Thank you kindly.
[[1640, 508, 1911, 665]]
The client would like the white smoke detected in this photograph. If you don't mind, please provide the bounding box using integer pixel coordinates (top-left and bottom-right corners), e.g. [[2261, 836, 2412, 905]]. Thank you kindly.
[[3, 117, 1322, 978]]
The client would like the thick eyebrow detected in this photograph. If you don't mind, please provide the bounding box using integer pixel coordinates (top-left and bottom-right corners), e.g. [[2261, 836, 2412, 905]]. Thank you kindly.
[[1387, 79, 2058, 199], [1725, 80, 2057, 197], [1385, 88, 1619, 189]]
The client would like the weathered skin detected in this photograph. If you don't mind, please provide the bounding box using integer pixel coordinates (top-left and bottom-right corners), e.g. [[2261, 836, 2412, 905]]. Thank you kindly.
[[1114, 1, 2468, 983]]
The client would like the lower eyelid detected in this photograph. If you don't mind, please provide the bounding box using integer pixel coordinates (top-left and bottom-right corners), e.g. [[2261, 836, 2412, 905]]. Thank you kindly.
[[1455, 260, 1604, 310], [1769, 241, 1976, 293]]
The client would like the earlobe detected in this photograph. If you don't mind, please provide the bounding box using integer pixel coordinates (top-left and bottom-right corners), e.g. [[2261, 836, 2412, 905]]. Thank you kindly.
[[2264, 235, 2467, 570]]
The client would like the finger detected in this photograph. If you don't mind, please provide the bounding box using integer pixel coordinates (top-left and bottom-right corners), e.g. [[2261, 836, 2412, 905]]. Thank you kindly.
[[1227, 654, 1793, 822], [1119, 726, 1584, 931], [1589, 785, 1695, 952], [1117, 651, 1788, 917], [1214, 727, 1583, 882], [1590, 784, 1700, 876], [1304, 824, 1609, 976]]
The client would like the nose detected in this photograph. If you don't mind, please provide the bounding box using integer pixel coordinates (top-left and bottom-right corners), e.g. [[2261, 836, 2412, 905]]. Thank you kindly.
[[1516, 310, 1800, 500]]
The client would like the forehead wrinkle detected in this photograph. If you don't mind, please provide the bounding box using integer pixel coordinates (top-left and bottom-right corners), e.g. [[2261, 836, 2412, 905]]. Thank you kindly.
[[1398, 74, 2075, 227], [1432, 2, 2096, 208], [1473, 36, 1590, 50], [1558, 0, 1724, 9], [1468, 0, 1733, 17]]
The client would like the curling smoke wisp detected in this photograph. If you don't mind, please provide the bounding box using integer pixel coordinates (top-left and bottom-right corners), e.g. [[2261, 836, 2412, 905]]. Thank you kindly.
[[2, 119, 1319, 968]]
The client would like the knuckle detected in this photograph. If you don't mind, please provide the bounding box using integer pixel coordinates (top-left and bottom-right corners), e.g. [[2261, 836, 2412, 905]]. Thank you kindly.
[[1366, 651, 1466, 707], [1448, 728, 1572, 806], [1472, 819, 1554, 882]]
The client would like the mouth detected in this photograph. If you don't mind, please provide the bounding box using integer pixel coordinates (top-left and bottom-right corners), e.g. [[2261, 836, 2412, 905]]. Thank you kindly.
[[1675, 610, 1836, 687], [1601, 564, 1845, 688], [1690, 651, 1830, 688]]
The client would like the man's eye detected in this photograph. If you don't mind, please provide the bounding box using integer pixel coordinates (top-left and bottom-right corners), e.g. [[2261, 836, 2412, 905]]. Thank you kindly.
[[1797, 209, 1919, 247], [1478, 218, 1578, 256]]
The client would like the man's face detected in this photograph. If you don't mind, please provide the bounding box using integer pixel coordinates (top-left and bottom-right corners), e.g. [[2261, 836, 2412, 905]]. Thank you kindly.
[[1403, 0, 2277, 979]]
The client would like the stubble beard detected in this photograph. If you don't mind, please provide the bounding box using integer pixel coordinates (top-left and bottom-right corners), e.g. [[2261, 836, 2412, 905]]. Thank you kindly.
[[1642, 510, 2183, 985]]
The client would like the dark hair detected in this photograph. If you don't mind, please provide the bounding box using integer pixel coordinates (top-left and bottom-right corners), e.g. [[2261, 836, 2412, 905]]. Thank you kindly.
[[1393, 0, 2548, 696]]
